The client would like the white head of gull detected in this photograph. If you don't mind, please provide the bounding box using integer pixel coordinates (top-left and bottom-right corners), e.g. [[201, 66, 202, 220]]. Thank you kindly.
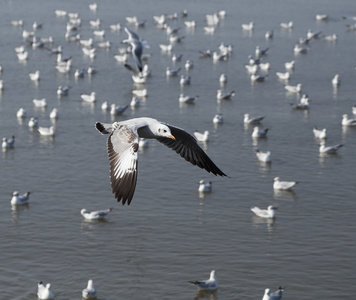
[[189, 270, 218, 291], [37, 281, 54, 300], [95, 118, 226, 204], [82, 279, 97, 299], [251, 205, 277, 218], [262, 287, 284, 300], [273, 177, 298, 190], [81, 208, 113, 220]]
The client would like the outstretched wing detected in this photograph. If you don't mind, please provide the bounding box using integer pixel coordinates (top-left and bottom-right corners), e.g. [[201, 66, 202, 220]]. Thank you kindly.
[[156, 125, 226, 176], [96, 122, 139, 205]]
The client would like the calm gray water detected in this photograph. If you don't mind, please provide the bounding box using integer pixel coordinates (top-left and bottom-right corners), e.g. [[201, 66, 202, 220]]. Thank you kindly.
[[0, 0, 355, 299]]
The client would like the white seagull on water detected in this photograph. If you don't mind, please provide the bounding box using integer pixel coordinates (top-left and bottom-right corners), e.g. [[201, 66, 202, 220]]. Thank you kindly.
[[11, 191, 31, 205], [273, 177, 298, 190], [82, 279, 97, 299], [262, 287, 284, 300], [251, 205, 277, 219], [95, 118, 226, 204], [81, 208, 113, 220], [189, 270, 218, 291], [37, 281, 54, 300], [319, 141, 343, 154], [198, 180, 212, 192]]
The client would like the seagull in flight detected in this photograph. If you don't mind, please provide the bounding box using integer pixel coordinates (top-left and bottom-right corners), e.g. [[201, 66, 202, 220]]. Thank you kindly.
[[95, 118, 226, 204], [122, 27, 149, 72]]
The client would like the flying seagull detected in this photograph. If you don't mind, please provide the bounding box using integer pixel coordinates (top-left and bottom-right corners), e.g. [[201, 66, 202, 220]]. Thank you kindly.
[[122, 27, 149, 72], [95, 118, 226, 205]]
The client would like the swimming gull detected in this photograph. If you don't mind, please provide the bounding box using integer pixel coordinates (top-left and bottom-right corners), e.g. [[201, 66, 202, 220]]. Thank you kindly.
[[33, 98, 47, 108], [50, 108, 59, 119], [313, 127, 327, 139], [198, 180, 212, 193], [81, 92, 96, 103], [319, 141, 343, 154], [213, 113, 223, 124], [251, 205, 277, 218], [38, 126, 55, 136], [81, 208, 113, 220], [28, 117, 39, 128], [17, 107, 27, 118], [189, 270, 218, 290], [252, 126, 268, 138], [11, 191, 30, 205], [194, 130, 209, 142], [217, 89, 235, 100], [262, 287, 284, 300], [255, 149, 271, 162], [273, 177, 298, 190], [82, 279, 97, 299], [342, 114, 356, 126], [95, 118, 226, 204], [2, 135, 15, 149], [244, 114, 264, 124], [37, 281, 54, 300]]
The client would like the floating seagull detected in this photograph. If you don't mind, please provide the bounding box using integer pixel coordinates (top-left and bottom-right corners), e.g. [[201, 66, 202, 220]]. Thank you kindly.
[[81, 208, 113, 220], [37, 282, 54, 300], [219, 73, 227, 85], [110, 104, 128, 116], [17, 107, 27, 118], [342, 114, 356, 126], [101, 101, 109, 111], [2, 136, 15, 149], [284, 60, 295, 70], [255, 149, 271, 162], [198, 180, 212, 192], [50, 108, 59, 119], [124, 63, 145, 84], [38, 126, 55, 136], [316, 14, 328, 21], [28, 117, 39, 128], [291, 97, 309, 110], [166, 67, 180, 77], [194, 130, 209, 142], [244, 114, 264, 124], [280, 21, 293, 29], [185, 60, 194, 70], [122, 27, 149, 72], [130, 97, 141, 108], [332, 74, 340, 86], [132, 88, 148, 97], [180, 75, 191, 86], [189, 270, 218, 291], [95, 118, 226, 204], [159, 43, 173, 53], [262, 287, 284, 300], [255, 46, 269, 58], [251, 74, 266, 82], [33, 98, 47, 108], [245, 64, 258, 74], [276, 71, 290, 80], [273, 177, 298, 190], [307, 29, 322, 40], [319, 141, 343, 154], [57, 85, 70, 96], [324, 34, 337, 42], [74, 69, 85, 78], [29, 70, 40, 81], [11, 191, 31, 205], [179, 94, 198, 104], [259, 62, 270, 71], [241, 22, 254, 30], [81, 92, 96, 103], [251, 205, 277, 218], [265, 30, 273, 39], [217, 89, 235, 100], [213, 113, 223, 124], [252, 126, 268, 138], [313, 127, 327, 139], [352, 106, 356, 115], [82, 279, 97, 299], [285, 83, 302, 93]]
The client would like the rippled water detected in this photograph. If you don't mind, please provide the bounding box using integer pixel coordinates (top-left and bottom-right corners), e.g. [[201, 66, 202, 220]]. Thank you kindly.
[[0, 0, 356, 299]]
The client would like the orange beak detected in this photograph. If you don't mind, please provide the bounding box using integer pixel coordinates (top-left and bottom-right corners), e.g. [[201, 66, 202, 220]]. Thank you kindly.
[[168, 134, 175, 140]]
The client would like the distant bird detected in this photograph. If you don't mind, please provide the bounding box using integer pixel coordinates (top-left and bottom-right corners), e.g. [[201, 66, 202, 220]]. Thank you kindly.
[[244, 114, 264, 124], [291, 97, 309, 110], [285, 83, 302, 93], [110, 104, 129, 116], [307, 29, 322, 40], [29, 70, 40, 81], [130, 97, 141, 108], [38, 126, 55, 136], [189, 270, 218, 290], [37, 282, 54, 300], [81, 208, 113, 220], [122, 27, 149, 72], [332, 74, 340, 86], [101, 101, 109, 111], [2, 136, 15, 149], [198, 180, 212, 193], [74, 69, 85, 78], [324, 34, 337, 42], [180, 75, 191, 85], [213, 113, 223, 124], [251, 74, 266, 82], [352, 106, 356, 115], [159, 43, 173, 53], [33, 98, 47, 108], [280, 21, 293, 29], [259, 62, 270, 71], [273, 177, 298, 190], [265, 30, 273, 39], [219, 73, 227, 85], [255, 46, 269, 58], [166, 67, 181, 77], [262, 287, 284, 300], [124, 63, 146, 84], [342, 114, 356, 126], [319, 141, 343, 154], [28, 117, 39, 128], [294, 44, 308, 55], [185, 60, 194, 70], [276, 71, 290, 80], [82, 279, 97, 299], [251, 205, 277, 218], [313, 127, 327, 139], [194, 130, 209, 142], [50, 108, 59, 119], [57, 85, 70, 96], [81, 92, 96, 103], [172, 53, 183, 62], [11, 191, 31, 205], [255, 149, 271, 162], [17, 107, 27, 118], [316, 14, 328, 21], [95, 118, 226, 204], [179, 94, 198, 104], [241, 22, 254, 30], [284, 60, 295, 70], [252, 126, 268, 138], [132, 88, 148, 97], [217, 89, 235, 100]]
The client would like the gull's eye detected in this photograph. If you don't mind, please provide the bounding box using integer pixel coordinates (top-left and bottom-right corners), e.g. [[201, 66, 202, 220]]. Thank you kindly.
[[163, 129, 167, 133]]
